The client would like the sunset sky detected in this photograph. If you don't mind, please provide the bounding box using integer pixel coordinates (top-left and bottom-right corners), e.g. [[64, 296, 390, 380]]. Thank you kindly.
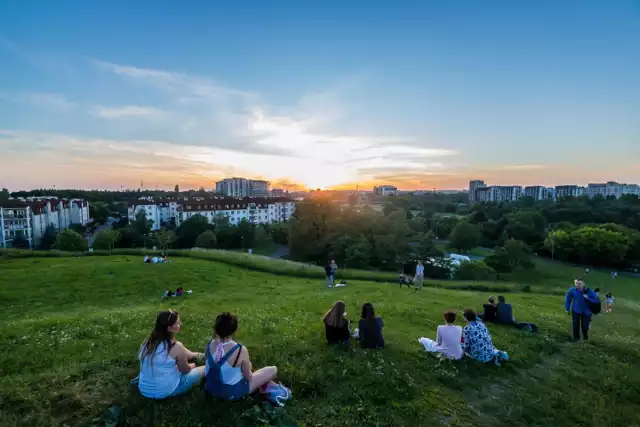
[[1, 1, 638, 191]]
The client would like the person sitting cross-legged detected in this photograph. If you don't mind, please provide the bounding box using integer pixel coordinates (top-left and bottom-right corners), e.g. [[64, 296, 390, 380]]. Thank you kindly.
[[419, 310, 463, 360], [462, 309, 509, 365], [204, 312, 290, 403]]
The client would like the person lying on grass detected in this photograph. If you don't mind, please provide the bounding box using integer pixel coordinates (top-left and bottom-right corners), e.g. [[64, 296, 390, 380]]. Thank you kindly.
[[462, 309, 509, 366], [205, 312, 290, 402], [419, 310, 463, 360], [357, 303, 385, 349], [323, 301, 352, 344], [137, 309, 205, 399]]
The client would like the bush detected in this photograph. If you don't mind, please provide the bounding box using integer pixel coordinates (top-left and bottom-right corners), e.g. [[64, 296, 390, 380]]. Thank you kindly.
[[454, 261, 495, 281], [55, 229, 87, 252], [195, 230, 217, 249]]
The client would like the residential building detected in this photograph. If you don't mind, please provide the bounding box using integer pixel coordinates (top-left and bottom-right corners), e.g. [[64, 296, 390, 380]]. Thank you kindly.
[[555, 185, 586, 199], [0, 201, 33, 248], [468, 180, 487, 203], [482, 186, 522, 202], [215, 177, 271, 198], [271, 188, 285, 198], [523, 186, 556, 201], [587, 181, 640, 199], [373, 185, 398, 196], [176, 197, 296, 227], [70, 199, 90, 226]]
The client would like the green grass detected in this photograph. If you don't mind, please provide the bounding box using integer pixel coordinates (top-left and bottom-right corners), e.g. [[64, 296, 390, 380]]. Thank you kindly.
[[1, 255, 640, 426]]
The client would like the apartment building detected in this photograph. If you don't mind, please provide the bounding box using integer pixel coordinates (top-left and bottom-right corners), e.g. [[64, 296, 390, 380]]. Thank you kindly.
[[175, 197, 296, 227], [468, 180, 487, 203], [0, 201, 33, 248], [523, 186, 556, 201], [215, 177, 271, 198], [127, 199, 179, 230], [555, 185, 586, 199], [373, 185, 398, 196], [587, 181, 640, 199]]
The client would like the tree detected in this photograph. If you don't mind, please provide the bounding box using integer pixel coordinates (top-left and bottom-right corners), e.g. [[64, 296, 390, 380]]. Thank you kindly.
[[254, 225, 272, 248], [0, 188, 9, 201], [12, 232, 30, 249], [455, 260, 495, 281], [39, 224, 58, 250], [448, 221, 481, 253], [154, 229, 176, 251], [195, 230, 217, 249], [174, 184, 180, 193], [485, 239, 534, 278], [90, 202, 110, 224], [55, 229, 87, 252], [176, 214, 213, 248], [133, 210, 152, 236], [383, 203, 398, 216], [505, 211, 547, 247], [93, 229, 121, 253]]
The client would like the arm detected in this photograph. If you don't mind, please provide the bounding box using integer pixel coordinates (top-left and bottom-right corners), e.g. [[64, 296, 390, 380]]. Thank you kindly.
[[564, 289, 573, 312], [239, 347, 253, 382], [436, 326, 443, 346], [172, 342, 193, 373], [181, 344, 203, 361], [586, 289, 600, 303]]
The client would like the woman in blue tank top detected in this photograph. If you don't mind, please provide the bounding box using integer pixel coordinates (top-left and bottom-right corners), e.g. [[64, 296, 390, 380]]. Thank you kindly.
[[204, 312, 288, 401]]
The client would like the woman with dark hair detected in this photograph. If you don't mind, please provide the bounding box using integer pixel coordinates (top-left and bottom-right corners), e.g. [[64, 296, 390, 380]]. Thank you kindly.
[[323, 301, 351, 344], [419, 310, 463, 360], [462, 309, 509, 365], [205, 312, 289, 403], [136, 310, 205, 399], [357, 303, 385, 349]]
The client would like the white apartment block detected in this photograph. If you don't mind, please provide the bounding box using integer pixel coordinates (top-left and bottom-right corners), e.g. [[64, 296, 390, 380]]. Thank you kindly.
[[475, 185, 522, 203], [127, 200, 179, 230], [215, 177, 271, 198], [468, 180, 487, 203], [176, 197, 296, 227], [555, 185, 586, 199], [523, 186, 556, 201], [587, 181, 640, 199], [0, 202, 33, 248]]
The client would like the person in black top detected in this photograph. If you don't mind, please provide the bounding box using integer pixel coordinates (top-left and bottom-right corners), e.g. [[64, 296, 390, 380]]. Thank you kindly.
[[496, 295, 516, 325], [325, 261, 334, 288], [323, 301, 351, 344], [357, 303, 384, 349], [477, 296, 497, 322]]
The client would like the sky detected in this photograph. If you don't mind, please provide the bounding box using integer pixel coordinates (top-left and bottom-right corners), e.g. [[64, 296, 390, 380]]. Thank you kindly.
[[1, 0, 639, 191]]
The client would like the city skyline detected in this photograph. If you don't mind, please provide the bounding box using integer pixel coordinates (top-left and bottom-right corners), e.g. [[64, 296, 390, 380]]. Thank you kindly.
[[1, 1, 639, 191]]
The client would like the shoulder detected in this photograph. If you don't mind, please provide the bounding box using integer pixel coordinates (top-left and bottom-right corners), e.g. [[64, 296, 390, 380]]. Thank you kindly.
[[169, 340, 185, 356]]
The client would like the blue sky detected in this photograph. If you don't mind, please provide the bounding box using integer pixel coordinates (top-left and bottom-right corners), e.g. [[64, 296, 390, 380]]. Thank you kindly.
[[1, 0, 638, 190]]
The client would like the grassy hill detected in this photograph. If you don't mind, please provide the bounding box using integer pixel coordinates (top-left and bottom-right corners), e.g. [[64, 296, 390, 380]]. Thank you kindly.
[[1, 255, 639, 426]]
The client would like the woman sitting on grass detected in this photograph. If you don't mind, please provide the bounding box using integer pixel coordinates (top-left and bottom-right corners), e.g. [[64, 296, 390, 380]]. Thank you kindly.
[[462, 309, 509, 366], [137, 309, 205, 399], [323, 301, 351, 344], [205, 312, 290, 402], [419, 310, 463, 360], [357, 303, 385, 349]]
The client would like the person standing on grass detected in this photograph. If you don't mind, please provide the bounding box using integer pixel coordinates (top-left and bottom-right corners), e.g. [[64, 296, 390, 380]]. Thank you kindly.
[[414, 261, 425, 290], [330, 260, 338, 284], [357, 303, 385, 349], [136, 309, 205, 399], [565, 278, 599, 341], [323, 301, 351, 344], [325, 261, 334, 288], [605, 292, 614, 312], [204, 312, 289, 402]]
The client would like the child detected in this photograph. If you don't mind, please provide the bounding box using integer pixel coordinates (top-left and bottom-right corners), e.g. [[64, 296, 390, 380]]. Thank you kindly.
[[136, 310, 205, 399], [605, 292, 614, 312], [419, 310, 463, 360]]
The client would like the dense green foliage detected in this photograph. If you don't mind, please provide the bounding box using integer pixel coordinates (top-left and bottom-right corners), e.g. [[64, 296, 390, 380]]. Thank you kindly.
[[1, 256, 639, 426], [38, 224, 58, 250], [93, 229, 121, 253], [195, 230, 217, 249], [447, 221, 481, 253], [54, 229, 87, 252]]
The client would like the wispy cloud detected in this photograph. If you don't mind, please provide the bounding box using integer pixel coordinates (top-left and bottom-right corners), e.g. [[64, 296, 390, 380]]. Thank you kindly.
[[90, 105, 165, 120], [0, 91, 74, 111], [498, 164, 546, 171]]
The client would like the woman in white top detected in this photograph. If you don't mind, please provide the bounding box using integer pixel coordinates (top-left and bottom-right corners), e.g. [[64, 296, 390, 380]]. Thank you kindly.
[[419, 310, 463, 360], [137, 309, 205, 399], [204, 312, 282, 400]]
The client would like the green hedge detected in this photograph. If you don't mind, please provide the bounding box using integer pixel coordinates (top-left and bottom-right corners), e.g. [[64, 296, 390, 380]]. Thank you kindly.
[[0, 248, 558, 295]]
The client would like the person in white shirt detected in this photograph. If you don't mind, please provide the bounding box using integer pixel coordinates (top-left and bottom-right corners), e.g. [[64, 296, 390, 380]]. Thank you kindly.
[[419, 310, 463, 360], [136, 310, 205, 399], [414, 261, 425, 290]]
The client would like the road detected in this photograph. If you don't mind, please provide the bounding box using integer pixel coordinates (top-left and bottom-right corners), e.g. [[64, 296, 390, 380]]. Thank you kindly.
[[86, 217, 117, 247]]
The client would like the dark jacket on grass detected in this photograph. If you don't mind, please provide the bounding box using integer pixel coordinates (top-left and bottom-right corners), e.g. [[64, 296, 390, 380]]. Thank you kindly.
[[325, 320, 350, 344]]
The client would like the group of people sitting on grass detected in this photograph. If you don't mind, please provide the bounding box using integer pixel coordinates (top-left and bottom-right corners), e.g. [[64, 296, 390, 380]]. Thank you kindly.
[[143, 255, 171, 264], [135, 310, 291, 405], [323, 301, 385, 348]]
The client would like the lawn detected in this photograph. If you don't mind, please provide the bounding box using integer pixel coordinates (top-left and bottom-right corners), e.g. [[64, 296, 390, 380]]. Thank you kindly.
[[1, 256, 639, 427]]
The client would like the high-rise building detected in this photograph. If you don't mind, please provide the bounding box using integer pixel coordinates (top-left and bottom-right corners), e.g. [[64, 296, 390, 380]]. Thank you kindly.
[[373, 185, 398, 196], [215, 178, 270, 198], [468, 180, 487, 204], [555, 185, 586, 199], [587, 181, 640, 199], [524, 186, 555, 201]]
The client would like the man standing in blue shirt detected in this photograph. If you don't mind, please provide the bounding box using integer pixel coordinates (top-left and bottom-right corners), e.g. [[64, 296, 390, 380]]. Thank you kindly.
[[565, 278, 599, 341]]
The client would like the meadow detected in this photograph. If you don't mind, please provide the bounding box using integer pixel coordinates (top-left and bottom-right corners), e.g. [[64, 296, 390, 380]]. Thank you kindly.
[[1, 253, 639, 426]]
